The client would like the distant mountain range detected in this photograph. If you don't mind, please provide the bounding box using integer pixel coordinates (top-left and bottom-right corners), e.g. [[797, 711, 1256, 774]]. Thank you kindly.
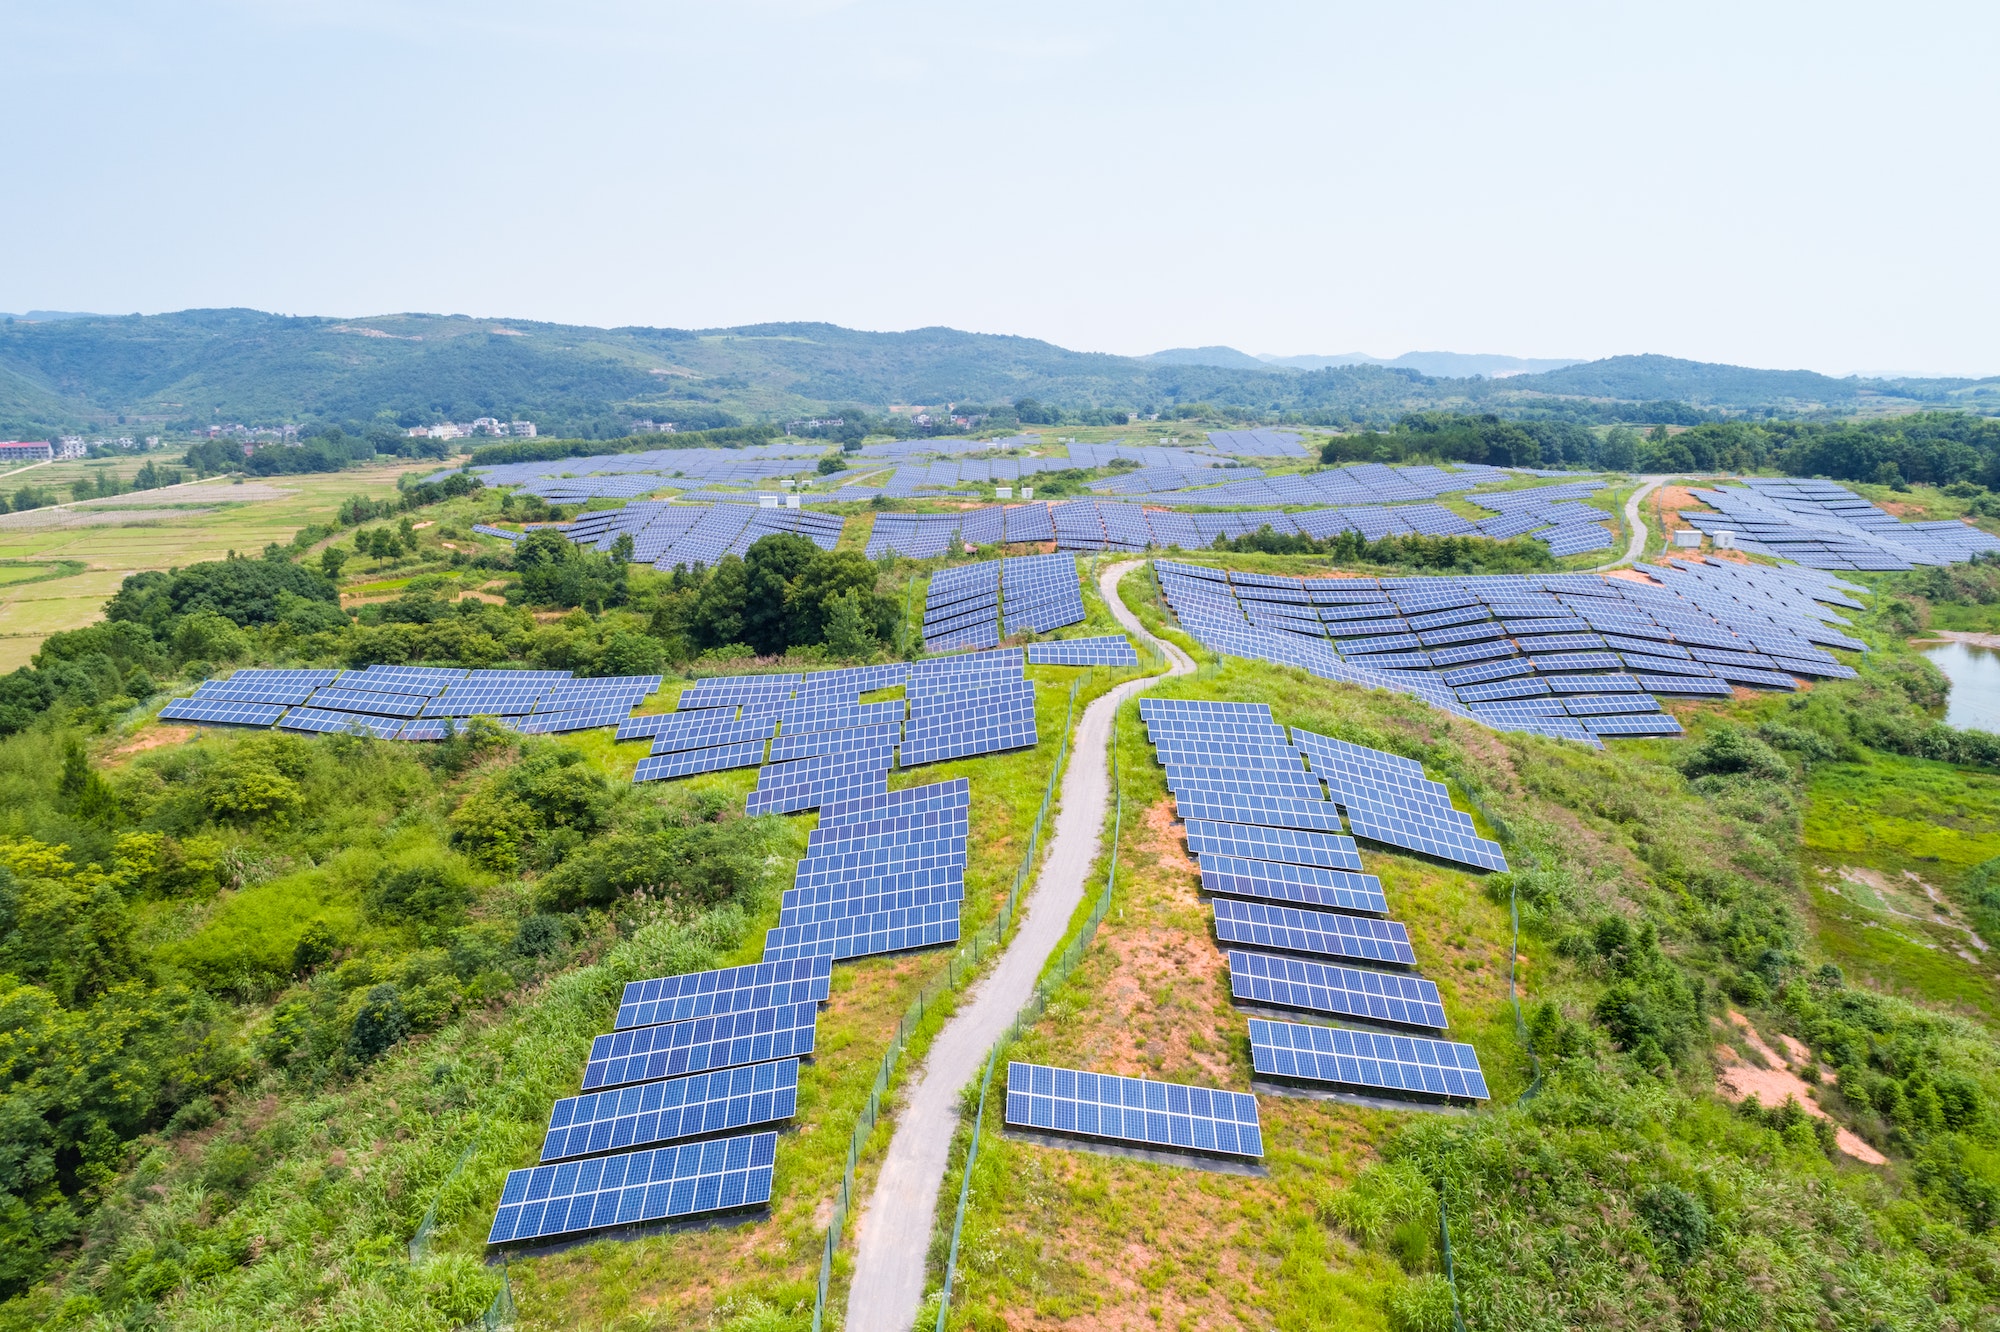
[[1146, 347, 1585, 378], [0, 309, 1994, 437]]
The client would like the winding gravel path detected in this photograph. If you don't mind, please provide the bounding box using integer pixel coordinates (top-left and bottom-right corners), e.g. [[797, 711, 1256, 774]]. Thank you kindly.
[[841, 559, 1191, 1332]]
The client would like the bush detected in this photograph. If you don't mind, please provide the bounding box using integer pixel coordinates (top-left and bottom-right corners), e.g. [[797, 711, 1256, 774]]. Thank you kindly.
[[1678, 726, 1792, 784], [346, 984, 409, 1061]]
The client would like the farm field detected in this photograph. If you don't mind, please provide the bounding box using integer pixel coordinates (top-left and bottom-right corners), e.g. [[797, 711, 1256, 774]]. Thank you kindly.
[[0, 458, 443, 669]]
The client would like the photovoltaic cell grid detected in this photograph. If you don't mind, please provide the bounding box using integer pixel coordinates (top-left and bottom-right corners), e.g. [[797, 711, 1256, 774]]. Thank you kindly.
[[1182, 819, 1363, 870], [633, 740, 768, 783], [1212, 898, 1416, 966], [581, 1003, 819, 1091], [1227, 951, 1447, 1030], [615, 956, 833, 1030], [488, 1131, 777, 1243], [1248, 1019, 1489, 1102], [1295, 730, 1509, 873], [1199, 853, 1388, 914], [1152, 556, 1874, 746], [540, 1060, 799, 1163], [1005, 1062, 1264, 1158]]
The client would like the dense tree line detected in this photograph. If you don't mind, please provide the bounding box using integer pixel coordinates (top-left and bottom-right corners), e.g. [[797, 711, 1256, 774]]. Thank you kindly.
[[183, 425, 448, 479], [1319, 410, 2000, 483]]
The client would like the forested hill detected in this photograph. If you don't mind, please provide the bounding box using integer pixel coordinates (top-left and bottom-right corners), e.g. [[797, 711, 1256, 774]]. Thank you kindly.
[[1, 309, 1995, 437]]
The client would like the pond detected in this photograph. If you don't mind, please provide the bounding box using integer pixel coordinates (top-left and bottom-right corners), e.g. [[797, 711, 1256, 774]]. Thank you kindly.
[[1922, 640, 2000, 733]]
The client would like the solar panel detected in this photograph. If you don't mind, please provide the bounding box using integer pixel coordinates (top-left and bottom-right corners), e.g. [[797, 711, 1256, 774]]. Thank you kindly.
[[768, 719, 904, 763], [819, 778, 970, 827], [645, 716, 775, 754], [307, 687, 431, 719], [190, 680, 321, 706], [1163, 767, 1325, 803], [507, 702, 635, 735], [1026, 636, 1140, 667], [761, 900, 961, 961], [581, 1003, 819, 1091], [633, 740, 768, 783], [1139, 699, 1274, 721], [1635, 674, 1734, 696], [1561, 694, 1661, 716], [901, 700, 1038, 765], [1154, 740, 1309, 771], [540, 1060, 799, 1162], [781, 846, 965, 921], [157, 697, 289, 727], [1182, 819, 1364, 870], [770, 700, 907, 733], [1198, 852, 1387, 914], [1174, 788, 1346, 833], [1211, 898, 1416, 965], [1585, 714, 1687, 737], [393, 719, 455, 741], [1228, 951, 1446, 1030], [278, 706, 404, 738], [907, 678, 1034, 719], [746, 748, 896, 815], [616, 957, 833, 1030], [487, 1130, 777, 1243], [1248, 1018, 1488, 1102], [1004, 1062, 1263, 1159], [1146, 719, 1290, 747]]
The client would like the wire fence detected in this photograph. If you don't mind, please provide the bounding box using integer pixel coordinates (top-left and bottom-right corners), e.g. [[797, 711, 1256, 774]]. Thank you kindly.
[[808, 671, 1089, 1332], [931, 706, 1128, 1330]]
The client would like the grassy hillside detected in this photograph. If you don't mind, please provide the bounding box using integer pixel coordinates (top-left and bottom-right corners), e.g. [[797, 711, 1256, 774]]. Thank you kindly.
[[6, 312, 1998, 438]]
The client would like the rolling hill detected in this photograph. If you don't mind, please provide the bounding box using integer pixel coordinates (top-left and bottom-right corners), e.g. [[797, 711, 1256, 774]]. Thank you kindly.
[[1, 310, 1995, 437]]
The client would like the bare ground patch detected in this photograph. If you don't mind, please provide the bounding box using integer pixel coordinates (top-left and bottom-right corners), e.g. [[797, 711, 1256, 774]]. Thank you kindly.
[[1714, 1011, 1886, 1164]]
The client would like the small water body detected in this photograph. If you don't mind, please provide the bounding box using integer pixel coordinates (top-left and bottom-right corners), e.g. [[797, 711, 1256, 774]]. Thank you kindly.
[[1921, 640, 2000, 733]]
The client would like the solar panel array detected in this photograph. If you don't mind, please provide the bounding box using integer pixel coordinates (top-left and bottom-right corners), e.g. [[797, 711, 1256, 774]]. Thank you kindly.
[[1248, 1018, 1489, 1102], [562, 501, 845, 570], [1155, 557, 1870, 746], [488, 935, 840, 1245], [1682, 478, 2000, 570], [920, 553, 1086, 647], [1004, 1062, 1264, 1159], [159, 668, 664, 741], [868, 504, 1059, 558], [1136, 697, 1490, 1107]]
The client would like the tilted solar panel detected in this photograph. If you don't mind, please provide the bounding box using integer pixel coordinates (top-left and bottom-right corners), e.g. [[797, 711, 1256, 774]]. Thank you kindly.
[[278, 707, 404, 738], [818, 778, 970, 827], [1005, 1062, 1263, 1159], [633, 740, 768, 783], [488, 1130, 777, 1243], [1248, 1018, 1488, 1102], [1198, 852, 1388, 914], [581, 1003, 819, 1091], [1163, 767, 1325, 802], [1211, 898, 1416, 965], [157, 697, 290, 727], [307, 687, 431, 719], [645, 716, 775, 754], [615, 956, 833, 1030], [540, 1060, 799, 1162], [1174, 787, 1345, 833], [1228, 951, 1446, 1030], [761, 900, 961, 961], [768, 719, 904, 763], [1182, 819, 1363, 870]]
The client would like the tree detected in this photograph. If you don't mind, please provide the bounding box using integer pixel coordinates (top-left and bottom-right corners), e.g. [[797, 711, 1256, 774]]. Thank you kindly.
[[320, 546, 348, 581], [741, 534, 819, 656]]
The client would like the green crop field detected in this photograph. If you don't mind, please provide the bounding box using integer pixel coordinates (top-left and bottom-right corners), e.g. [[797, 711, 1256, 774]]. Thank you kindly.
[[0, 459, 441, 669]]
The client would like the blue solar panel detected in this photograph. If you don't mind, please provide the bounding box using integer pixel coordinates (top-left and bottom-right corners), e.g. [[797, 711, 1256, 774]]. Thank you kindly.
[[616, 957, 833, 1030], [1146, 719, 1290, 747], [1585, 714, 1687, 737], [745, 748, 896, 815], [1248, 1018, 1488, 1102], [1199, 852, 1388, 913], [488, 1130, 777, 1243], [819, 778, 969, 827], [278, 706, 404, 738], [1636, 674, 1734, 696], [1228, 951, 1446, 1030], [540, 1061, 798, 1162], [781, 850, 965, 921], [1562, 693, 1661, 716], [906, 679, 1034, 720], [644, 716, 775, 754], [1026, 636, 1140, 667], [157, 697, 289, 727], [1174, 788, 1345, 833], [190, 680, 320, 706], [394, 719, 455, 741], [1297, 731, 1508, 873], [1182, 819, 1363, 870], [508, 702, 636, 735], [807, 804, 967, 855], [1005, 1062, 1263, 1159], [1211, 898, 1416, 965], [307, 687, 430, 718], [902, 708, 1037, 765], [771, 700, 907, 733], [633, 740, 768, 783], [581, 1003, 819, 1091], [1163, 766, 1324, 802], [761, 900, 961, 961], [768, 719, 904, 763]]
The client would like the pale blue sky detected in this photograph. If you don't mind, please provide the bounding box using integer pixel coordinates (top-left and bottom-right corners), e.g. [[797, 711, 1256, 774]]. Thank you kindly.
[[4, 1, 1995, 375]]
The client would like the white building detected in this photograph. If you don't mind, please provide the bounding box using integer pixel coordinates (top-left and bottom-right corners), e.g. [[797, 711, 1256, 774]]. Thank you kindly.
[[0, 440, 53, 463]]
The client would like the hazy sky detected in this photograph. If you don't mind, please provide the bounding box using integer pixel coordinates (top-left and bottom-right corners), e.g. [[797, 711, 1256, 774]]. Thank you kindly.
[[6, 1, 1996, 375]]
